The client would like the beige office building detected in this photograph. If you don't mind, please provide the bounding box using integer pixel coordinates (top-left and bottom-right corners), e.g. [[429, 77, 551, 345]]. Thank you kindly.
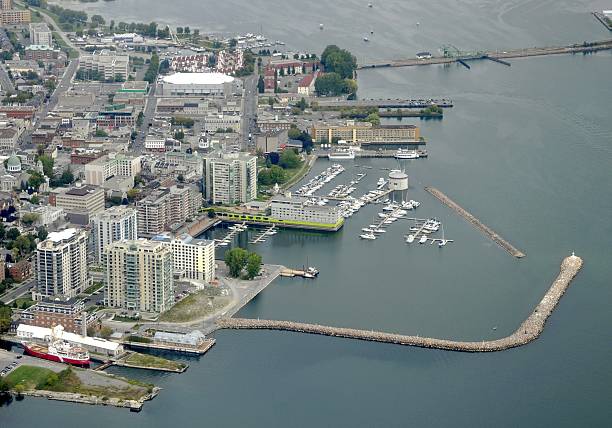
[[311, 121, 420, 144], [54, 185, 105, 216]]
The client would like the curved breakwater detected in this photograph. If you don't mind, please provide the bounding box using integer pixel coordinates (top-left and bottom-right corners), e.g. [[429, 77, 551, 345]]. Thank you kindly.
[[217, 255, 582, 352]]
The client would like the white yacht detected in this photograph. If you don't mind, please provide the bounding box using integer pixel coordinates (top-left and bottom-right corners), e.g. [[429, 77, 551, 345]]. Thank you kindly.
[[406, 234, 415, 243], [394, 148, 420, 159], [362, 228, 374, 233], [360, 233, 376, 240], [419, 235, 428, 244]]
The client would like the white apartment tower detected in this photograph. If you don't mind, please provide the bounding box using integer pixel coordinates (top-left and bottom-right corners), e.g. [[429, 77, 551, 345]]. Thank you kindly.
[[153, 234, 215, 283], [204, 152, 257, 204], [90, 206, 138, 263], [104, 240, 173, 313], [29, 23, 53, 47], [36, 228, 89, 299]]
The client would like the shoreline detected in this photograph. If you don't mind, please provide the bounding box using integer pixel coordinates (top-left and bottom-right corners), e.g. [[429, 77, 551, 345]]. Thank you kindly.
[[216, 255, 582, 352]]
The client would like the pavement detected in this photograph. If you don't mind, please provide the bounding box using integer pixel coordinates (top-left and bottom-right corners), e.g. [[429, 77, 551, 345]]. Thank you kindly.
[[241, 69, 259, 150], [0, 278, 35, 305], [131, 262, 284, 335]]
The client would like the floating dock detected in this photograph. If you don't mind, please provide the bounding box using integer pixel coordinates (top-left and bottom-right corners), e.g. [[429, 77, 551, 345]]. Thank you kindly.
[[425, 186, 525, 258], [217, 255, 582, 352]]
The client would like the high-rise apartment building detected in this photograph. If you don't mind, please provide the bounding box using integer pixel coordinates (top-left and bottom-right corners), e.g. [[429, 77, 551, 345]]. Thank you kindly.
[[36, 228, 89, 299], [136, 185, 201, 237], [153, 234, 215, 283], [203, 152, 257, 204], [29, 23, 52, 47], [90, 206, 138, 263], [104, 240, 173, 313]]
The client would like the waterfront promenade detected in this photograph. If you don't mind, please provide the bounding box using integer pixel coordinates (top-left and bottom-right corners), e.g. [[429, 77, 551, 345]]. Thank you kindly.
[[217, 255, 582, 352]]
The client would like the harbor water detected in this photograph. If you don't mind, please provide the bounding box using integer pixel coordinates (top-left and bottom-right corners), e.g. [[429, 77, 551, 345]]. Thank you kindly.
[[4, 1, 612, 426]]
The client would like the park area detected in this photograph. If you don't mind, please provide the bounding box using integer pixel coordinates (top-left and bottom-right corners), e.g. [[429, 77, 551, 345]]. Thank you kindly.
[[159, 286, 232, 323]]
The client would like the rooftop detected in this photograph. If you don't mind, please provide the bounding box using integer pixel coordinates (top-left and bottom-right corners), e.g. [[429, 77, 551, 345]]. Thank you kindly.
[[162, 72, 235, 86]]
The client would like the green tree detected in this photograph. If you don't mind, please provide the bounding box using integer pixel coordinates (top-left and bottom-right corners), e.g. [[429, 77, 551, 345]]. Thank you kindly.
[[27, 170, 45, 190], [99, 326, 113, 339], [279, 149, 301, 169], [315, 72, 354, 96], [20, 213, 39, 226], [288, 127, 301, 140], [136, 111, 144, 127], [0, 305, 12, 333], [245, 252, 262, 279], [257, 75, 265, 93], [320, 45, 357, 79], [225, 248, 249, 278], [37, 226, 48, 241], [6, 227, 20, 241], [38, 155, 54, 177]]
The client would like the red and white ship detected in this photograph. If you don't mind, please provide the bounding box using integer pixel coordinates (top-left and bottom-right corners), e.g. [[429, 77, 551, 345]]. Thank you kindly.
[[22, 340, 90, 367]]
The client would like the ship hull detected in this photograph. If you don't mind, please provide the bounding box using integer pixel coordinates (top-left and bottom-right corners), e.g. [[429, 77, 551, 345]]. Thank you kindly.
[[22, 343, 90, 367]]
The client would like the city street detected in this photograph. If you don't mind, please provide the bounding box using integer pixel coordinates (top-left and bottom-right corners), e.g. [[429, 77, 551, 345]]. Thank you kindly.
[[0, 278, 35, 305]]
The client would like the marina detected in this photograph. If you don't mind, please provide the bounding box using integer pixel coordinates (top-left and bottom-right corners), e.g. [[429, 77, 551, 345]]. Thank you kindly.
[[249, 225, 278, 244], [214, 222, 248, 247]]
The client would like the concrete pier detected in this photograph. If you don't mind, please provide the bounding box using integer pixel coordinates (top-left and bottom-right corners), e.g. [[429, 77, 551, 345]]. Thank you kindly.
[[217, 255, 582, 352], [425, 186, 525, 258], [359, 39, 612, 69]]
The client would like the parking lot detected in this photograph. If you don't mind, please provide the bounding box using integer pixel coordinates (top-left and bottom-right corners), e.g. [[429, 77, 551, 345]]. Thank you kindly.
[[0, 349, 23, 378]]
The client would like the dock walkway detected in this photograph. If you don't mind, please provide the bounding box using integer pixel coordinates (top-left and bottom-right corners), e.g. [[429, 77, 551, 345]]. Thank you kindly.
[[217, 255, 582, 352], [425, 186, 525, 258]]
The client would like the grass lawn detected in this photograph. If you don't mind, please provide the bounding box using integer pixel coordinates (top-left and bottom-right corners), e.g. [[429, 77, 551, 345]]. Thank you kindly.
[[124, 353, 186, 371], [159, 289, 231, 323], [13, 297, 35, 309], [84, 282, 104, 295], [4, 366, 54, 390], [6, 365, 153, 400]]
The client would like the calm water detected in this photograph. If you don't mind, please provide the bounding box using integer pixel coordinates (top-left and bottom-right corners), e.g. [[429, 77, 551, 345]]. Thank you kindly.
[[4, 1, 612, 426]]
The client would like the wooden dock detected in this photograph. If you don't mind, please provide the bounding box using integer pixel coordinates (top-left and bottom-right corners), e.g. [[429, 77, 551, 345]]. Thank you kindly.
[[122, 338, 216, 355], [359, 39, 612, 69], [425, 186, 525, 258], [217, 255, 582, 352]]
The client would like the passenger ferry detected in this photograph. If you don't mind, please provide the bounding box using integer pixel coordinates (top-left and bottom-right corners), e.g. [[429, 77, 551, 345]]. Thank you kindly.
[[394, 148, 420, 159], [328, 149, 355, 160]]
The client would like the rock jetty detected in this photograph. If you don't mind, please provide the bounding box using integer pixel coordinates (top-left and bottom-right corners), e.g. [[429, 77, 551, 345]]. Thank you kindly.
[[217, 255, 582, 352]]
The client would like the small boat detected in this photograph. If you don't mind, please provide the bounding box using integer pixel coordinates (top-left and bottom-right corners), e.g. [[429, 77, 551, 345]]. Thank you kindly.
[[378, 213, 388, 218], [363, 36, 369, 42], [319, 23, 324, 30], [362, 228, 374, 233], [374, 228, 386, 233], [368, 2, 373, 7], [419, 235, 428, 244], [406, 234, 415, 243], [360, 233, 376, 240], [306, 266, 319, 276]]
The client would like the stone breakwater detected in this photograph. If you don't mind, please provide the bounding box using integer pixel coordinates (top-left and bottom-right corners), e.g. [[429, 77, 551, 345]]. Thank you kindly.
[[425, 186, 526, 258], [217, 255, 582, 352]]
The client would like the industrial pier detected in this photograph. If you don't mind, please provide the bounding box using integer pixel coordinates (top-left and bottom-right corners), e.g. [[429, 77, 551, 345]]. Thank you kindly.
[[425, 186, 525, 258], [217, 255, 582, 352], [359, 39, 612, 69]]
